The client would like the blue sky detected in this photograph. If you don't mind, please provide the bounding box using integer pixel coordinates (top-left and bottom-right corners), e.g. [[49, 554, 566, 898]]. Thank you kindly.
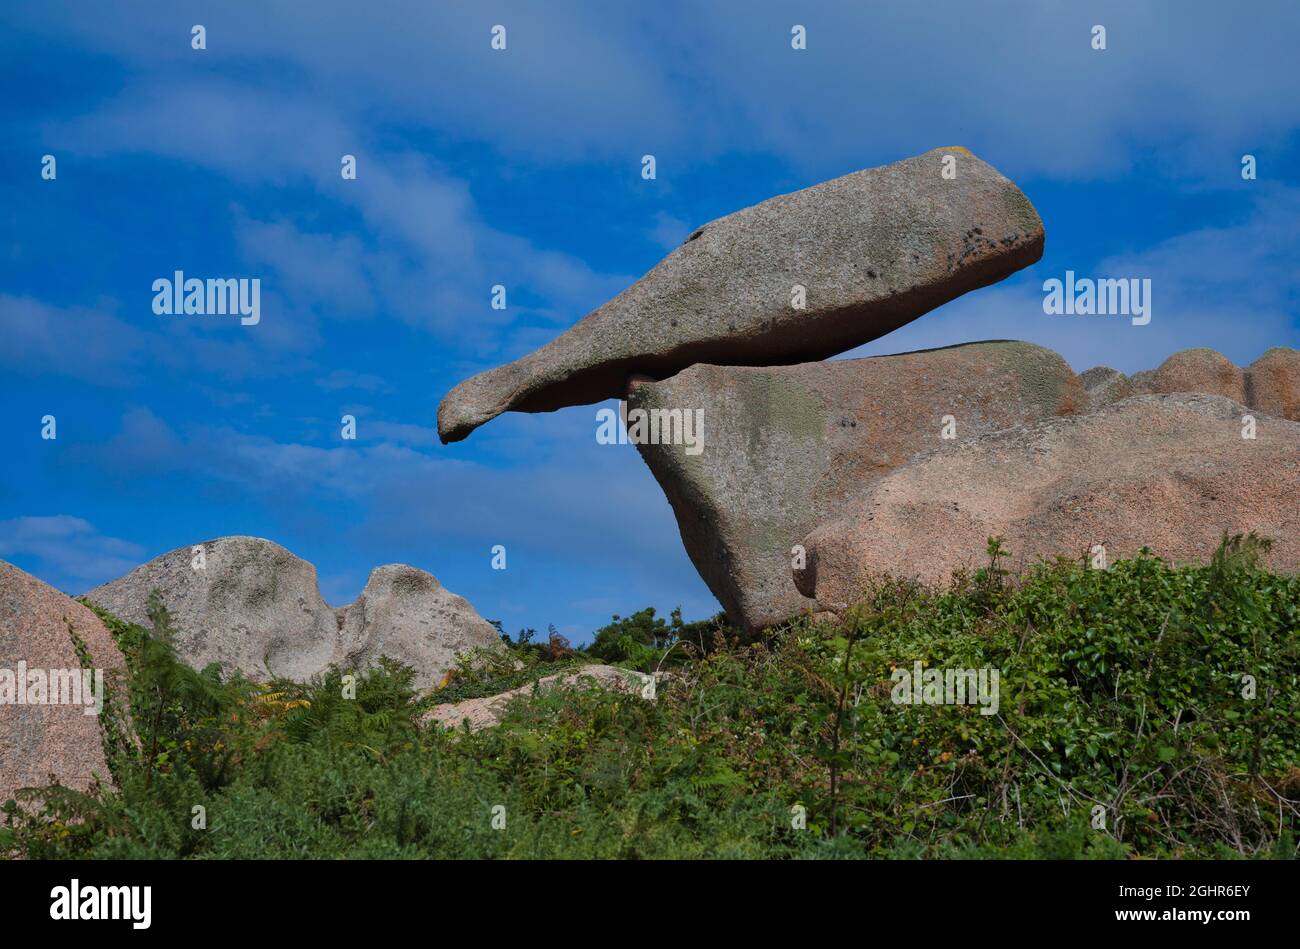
[[1, 1, 1297, 642]]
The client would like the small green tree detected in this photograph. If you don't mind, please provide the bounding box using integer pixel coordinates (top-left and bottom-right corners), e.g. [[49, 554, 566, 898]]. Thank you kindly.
[[124, 591, 231, 788]]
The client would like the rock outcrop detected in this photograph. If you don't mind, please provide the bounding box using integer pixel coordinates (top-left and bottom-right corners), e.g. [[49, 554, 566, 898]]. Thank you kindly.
[[625, 340, 1299, 629], [85, 536, 339, 682], [84, 537, 500, 687], [795, 394, 1300, 605], [1129, 348, 1247, 404], [338, 565, 503, 691], [428, 665, 657, 732], [1243, 347, 1300, 420], [1, 559, 126, 806], [1085, 347, 1299, 419], [438, 147, 1044, 443], [432, 137, 1296, 630], [1077, 366, 1131, 409], [629, 341, 1085, 630]]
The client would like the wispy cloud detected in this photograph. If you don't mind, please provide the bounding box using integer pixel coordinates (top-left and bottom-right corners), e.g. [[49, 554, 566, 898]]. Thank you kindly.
[[21, 1, 1300, 179], [52, 81, 631, 350], [69, 404, 697, 571], [0, 515, 145, 592]]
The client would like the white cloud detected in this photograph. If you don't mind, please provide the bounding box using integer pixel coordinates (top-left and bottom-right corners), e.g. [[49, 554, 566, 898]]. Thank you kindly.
[[0, 515, 145, 592], [316, 370, 390, 393], [0, 277, 325, 387], [20, 1, 1300, 180], [646, 211, 691, 251], [0, 295, 150, 384], [49, 81, 631, 353]]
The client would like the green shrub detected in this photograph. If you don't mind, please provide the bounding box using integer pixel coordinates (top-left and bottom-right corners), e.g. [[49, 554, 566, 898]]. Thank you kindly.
[[3, 535, 1296, 859], [587, 606, 734, 668]]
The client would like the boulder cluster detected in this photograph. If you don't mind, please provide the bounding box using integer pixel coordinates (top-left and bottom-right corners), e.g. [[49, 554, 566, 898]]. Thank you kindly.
[[634, 346, 1299, 629], [439, 147, 1300, 630], [82, 536, 503, 691], [1, 541, 509, 801]]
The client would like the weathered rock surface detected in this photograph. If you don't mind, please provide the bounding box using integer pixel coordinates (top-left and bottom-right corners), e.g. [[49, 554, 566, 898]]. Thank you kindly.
[[438, 147, 1044, 443], [1, 559, 126, 806], [1093, 347, 1300, 420], [85, 537, 500, 687], [1245, 347, 1300, 420], [1130, 348, 1246, 404], [85, 536, 339, 682], [795, 394, 1300, 606], [1077, 366, 1131, 409], [428, 665, 656, 732], [630, 341, 1085, 630], [337, 564, 503, 691]]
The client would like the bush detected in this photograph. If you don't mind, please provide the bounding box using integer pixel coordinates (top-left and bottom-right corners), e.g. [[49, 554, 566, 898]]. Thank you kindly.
[[3, 535, 1296, 859], [587, 606, 735, 668]]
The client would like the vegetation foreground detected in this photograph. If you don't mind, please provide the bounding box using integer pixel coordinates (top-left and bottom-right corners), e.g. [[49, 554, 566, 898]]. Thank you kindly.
[[3, 536, 1297, 860]]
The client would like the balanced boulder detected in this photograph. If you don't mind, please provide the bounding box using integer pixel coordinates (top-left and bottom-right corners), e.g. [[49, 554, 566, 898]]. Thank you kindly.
[[1, 559, 126, 806], [337, 564, 503, 691], [438, 147, 1044, 443], [795, 394, 1300, 607], [629, 341, 1085, 630]]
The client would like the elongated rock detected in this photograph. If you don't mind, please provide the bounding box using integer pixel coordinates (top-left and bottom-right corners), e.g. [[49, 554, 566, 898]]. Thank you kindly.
[[438, 147, 1044, 442], [629, 341, 1085, 630], [428, 665, 656, 732]]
